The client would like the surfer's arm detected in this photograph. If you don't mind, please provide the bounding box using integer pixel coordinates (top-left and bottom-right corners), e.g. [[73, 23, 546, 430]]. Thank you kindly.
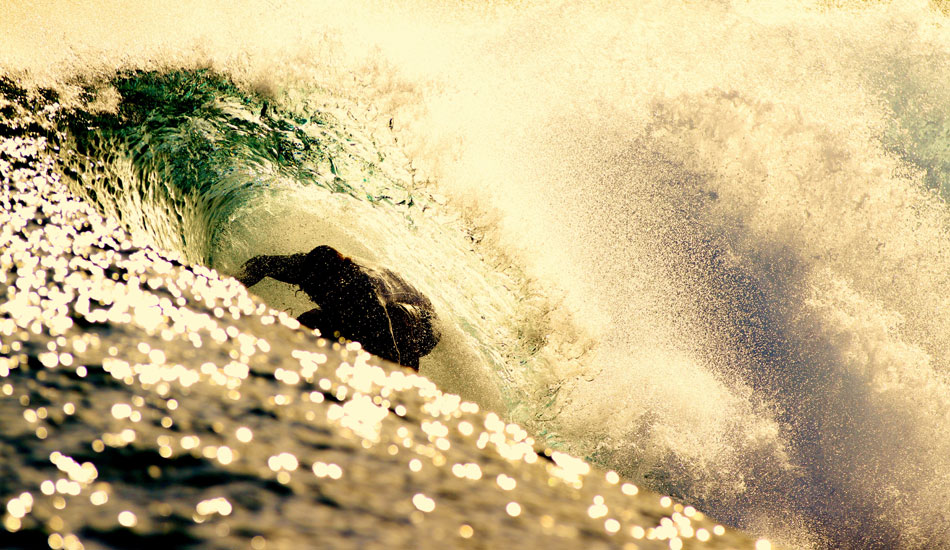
[[237, 253, 307, 287]]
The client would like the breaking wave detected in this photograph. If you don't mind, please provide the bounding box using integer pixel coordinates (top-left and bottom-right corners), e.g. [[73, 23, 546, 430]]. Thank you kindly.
[[5, 1, 950, 547]]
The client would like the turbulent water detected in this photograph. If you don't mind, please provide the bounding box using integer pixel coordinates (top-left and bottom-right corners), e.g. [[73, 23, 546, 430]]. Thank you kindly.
[[3, 101, 758, 550], [5, 1, 950, 548]]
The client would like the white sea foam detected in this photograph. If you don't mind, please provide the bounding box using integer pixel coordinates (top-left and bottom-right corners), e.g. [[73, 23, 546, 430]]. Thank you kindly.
[[6, 1, 950, 546]]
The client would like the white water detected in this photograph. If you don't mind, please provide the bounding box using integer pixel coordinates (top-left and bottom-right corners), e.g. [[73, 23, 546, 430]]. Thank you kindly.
[[6, 1, 950, 546]]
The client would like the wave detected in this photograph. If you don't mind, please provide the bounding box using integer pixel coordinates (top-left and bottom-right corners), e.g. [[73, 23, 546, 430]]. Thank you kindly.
[[55, 68, 588, 429], [6, 1, 950, 547]]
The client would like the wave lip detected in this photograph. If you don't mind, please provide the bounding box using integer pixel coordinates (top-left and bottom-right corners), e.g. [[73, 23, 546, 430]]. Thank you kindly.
[[61, 69, 413, 266]]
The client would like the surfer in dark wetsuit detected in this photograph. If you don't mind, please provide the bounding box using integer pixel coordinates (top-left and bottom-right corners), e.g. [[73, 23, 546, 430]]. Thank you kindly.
[[236, 245, 440, 370]]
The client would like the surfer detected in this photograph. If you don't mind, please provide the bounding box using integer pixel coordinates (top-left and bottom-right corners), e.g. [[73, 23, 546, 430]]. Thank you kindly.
[[236, 245, 440, 369]]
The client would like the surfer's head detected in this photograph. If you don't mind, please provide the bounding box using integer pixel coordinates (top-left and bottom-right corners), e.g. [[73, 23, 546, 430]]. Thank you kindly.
[[305, 245, 347, 272]]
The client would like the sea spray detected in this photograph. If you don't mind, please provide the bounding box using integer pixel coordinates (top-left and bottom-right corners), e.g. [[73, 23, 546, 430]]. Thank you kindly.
[[349, 3, 950, 546]]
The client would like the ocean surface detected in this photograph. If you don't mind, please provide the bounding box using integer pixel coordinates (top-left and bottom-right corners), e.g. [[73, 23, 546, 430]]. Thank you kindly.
[[4, 1, 950, 548]]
